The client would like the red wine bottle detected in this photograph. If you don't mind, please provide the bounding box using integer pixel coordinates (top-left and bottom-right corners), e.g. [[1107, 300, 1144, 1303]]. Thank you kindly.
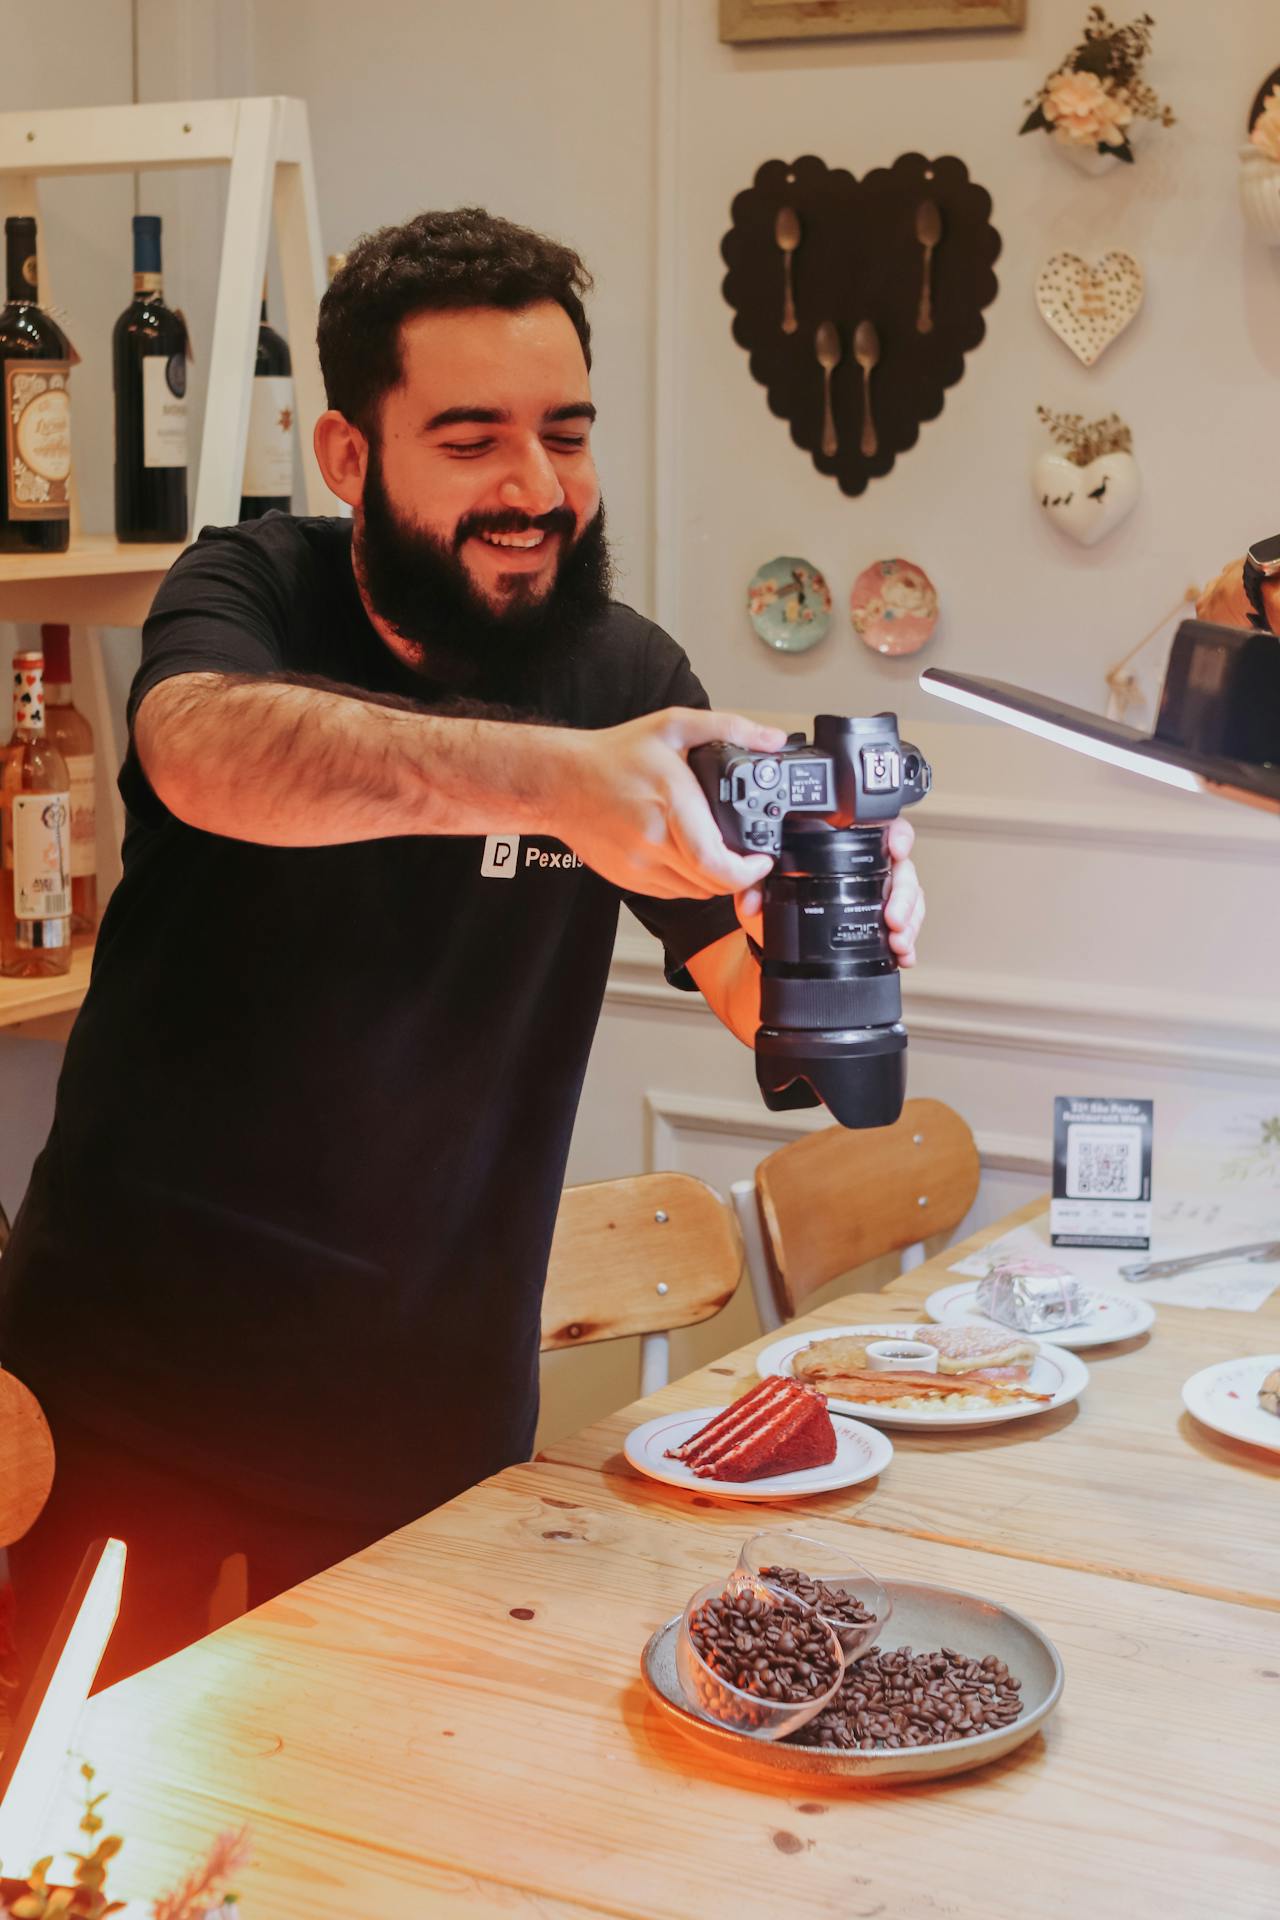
[[239, 284, 294, 520], [112, 215, 189, 543], [0, 216, 72, 555]]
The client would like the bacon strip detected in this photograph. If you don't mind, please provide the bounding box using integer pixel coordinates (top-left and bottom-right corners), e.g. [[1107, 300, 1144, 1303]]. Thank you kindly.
[[798, 1368, 1052, 1405]]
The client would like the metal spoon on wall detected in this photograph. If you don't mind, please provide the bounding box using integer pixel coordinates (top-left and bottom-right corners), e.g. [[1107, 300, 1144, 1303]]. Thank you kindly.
[[815, 321, 841, 458], [915, 199, 942, 334], [775, 206, 800, 335], [854, 319, 880, 459]]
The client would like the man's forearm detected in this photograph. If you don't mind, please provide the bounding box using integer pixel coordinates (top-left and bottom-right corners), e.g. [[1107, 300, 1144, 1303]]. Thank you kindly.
[[135, 672, 574, 846], [686, 928, 760, 1048]]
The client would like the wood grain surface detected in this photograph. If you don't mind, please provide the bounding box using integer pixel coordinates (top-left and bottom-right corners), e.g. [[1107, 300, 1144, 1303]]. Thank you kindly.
[[0, 1368, 55, 1546], [542, 1173, 743, 1351], [39, 1461, 1280, 1920], [754, 1097, 981, 1316], [539, 1201, 1280, 1610]]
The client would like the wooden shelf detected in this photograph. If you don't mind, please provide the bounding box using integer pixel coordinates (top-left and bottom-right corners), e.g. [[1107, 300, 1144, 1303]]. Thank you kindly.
[[0, 536, 184, 626], [0, 945, 92, 1032]]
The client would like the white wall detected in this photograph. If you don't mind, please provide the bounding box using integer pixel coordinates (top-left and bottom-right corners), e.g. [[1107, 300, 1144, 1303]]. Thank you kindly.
[[564, 0, 1280, 1437], [664, 0, 1280, 728], [2, 1, 1277, 1444]]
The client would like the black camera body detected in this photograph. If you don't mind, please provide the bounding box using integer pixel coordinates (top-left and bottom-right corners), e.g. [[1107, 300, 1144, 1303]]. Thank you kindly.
[[689, 715, 931, 1131]]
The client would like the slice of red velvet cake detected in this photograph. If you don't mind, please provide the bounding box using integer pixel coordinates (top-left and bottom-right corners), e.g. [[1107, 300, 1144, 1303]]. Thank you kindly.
[[667, 1377, 837, 1482]]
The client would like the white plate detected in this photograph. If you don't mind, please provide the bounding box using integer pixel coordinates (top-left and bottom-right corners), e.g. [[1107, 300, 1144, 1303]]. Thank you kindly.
[[755, 1323, 1089, 1430], [1181, 1354, 1280, 1456], [623, 1405, 893, 1501], [925, 1280, 1155, 1352]]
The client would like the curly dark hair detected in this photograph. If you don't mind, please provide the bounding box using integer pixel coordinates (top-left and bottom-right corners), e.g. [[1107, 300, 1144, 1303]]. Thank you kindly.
[[317, 207, 594, 436]]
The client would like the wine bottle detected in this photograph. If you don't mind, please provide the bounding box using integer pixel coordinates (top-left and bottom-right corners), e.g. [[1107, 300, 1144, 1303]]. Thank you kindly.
[[1, 649, 71, 978], [0, 217, 71, 555], [112, 214, 189, 543], [40, 624, 96, 943], [239, 281, 294, 520]]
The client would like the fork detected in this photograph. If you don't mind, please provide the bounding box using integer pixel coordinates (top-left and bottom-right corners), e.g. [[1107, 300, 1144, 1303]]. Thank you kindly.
[[1120, 1241, 1280, 1282]]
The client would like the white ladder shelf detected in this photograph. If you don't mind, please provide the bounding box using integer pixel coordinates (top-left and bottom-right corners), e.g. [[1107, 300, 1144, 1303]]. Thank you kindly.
[[0, 95, 331, 1030]]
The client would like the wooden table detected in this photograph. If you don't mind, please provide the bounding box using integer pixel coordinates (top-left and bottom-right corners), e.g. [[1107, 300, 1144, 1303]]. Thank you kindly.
[[545, 1198, 1280, 1613], [31, 1202, 1280, 1918]]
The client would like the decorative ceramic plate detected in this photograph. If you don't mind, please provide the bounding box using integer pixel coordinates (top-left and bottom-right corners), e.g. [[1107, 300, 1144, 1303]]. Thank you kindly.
[[1035, 250, 1143, 367], [641, 1578, 1064, 1781], [747, 555, 832, 653], [623, 1405, 893, 1500], [925, 1280, 1155, 1353], [1181, 1354, 1280, 1456], [849, 558, 938, 656], [756, 1322, 1088, 1430]]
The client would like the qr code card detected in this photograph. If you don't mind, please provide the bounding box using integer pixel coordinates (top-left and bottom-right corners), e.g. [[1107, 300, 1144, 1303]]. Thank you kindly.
[[1052, 1097, 1153, 1248]]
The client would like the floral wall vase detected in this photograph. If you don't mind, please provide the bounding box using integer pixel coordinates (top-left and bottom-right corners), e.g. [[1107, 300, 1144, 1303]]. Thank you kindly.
[[1057, 139, 1122, 177], [1034, 448, 1139, 548], [1239, 147, 1280, 243]]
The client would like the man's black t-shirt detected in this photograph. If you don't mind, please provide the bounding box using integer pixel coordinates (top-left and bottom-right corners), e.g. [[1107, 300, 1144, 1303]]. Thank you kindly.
[[0, 515, 739, 1524]]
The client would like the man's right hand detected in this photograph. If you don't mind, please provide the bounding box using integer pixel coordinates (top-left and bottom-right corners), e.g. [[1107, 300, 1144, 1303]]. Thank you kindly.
[[555, 708, 789, 899]]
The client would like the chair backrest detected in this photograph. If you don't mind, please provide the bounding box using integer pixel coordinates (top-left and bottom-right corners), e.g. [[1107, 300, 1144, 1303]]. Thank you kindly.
[[753, 1098, 980, 1321], [541, 1172, 743, 1353], [0, 1368, 55, 1549]]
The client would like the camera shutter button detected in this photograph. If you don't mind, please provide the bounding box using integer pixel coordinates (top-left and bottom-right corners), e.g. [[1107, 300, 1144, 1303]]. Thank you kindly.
[[753, 759, 782, 789]]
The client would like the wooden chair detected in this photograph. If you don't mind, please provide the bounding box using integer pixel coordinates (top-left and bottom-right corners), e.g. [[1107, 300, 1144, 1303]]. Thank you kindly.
[[731, 1098, 981, 1331], [0, 1369, 55, 1553], [541, 1173, 744, 1394]]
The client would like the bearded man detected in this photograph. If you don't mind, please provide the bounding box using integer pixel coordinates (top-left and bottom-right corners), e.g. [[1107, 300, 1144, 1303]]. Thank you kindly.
[[0, 208, 923, 1690]]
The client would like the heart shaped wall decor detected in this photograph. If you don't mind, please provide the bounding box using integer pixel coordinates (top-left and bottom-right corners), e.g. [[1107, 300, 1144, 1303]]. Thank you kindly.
[[1035, 251, 1143, 367], [1034, 449, 1140, 547], [722, 154, 1001, 497]]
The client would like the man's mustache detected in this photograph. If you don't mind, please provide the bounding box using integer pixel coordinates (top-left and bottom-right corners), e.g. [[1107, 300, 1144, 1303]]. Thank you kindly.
[[454, 506, 577, 550]]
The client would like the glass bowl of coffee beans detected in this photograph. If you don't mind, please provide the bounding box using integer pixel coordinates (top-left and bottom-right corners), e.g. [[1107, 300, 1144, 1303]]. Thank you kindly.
[[676, 1576, 845, 1741], [737, 1530, 891, 1660]]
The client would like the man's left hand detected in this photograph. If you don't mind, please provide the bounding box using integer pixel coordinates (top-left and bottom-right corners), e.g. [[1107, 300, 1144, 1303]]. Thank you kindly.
[[734, 816, 925, 966]]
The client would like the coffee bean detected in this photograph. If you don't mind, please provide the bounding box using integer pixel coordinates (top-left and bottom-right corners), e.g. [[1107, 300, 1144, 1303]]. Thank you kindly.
[[788, 1644, 1023, 1753], [687, 1586, 842, 1729]]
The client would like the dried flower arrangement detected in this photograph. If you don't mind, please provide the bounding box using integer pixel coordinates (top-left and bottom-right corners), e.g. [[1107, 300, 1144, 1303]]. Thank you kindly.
[[1248, 69, 1280, 167], [1020, 9, 1175, 163], [1036, 406, 1133, 467], [0, 1764, 248, 1920]]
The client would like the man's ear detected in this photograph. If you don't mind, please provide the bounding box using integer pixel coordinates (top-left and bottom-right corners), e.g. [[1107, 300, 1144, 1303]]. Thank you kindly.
[[313, 411, 367, 509]]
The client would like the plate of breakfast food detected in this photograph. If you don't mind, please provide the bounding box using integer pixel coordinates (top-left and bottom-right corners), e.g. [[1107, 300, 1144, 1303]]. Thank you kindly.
[[755, 1323, 1088, 1429], [624, 1377, 894, 1499], [925, 1278, 1155, 1351], [1181, 1353, 1280, 1456]]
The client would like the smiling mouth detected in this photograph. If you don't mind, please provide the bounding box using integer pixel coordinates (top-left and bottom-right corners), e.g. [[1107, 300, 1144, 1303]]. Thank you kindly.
[[474, 528, 554, 553]]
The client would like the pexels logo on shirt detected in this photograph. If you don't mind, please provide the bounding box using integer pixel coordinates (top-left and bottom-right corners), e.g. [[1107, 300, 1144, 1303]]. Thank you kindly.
[[481, 834, 584, 879]]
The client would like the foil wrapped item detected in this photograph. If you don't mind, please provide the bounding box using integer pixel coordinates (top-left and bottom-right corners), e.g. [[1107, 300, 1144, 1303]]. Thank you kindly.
[[975, 1258, 1095, 1334]]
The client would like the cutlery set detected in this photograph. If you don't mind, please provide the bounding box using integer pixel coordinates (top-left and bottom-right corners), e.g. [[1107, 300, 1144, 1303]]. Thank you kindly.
[[722, 155, 1001, 496], [771, 198, 942, 462]]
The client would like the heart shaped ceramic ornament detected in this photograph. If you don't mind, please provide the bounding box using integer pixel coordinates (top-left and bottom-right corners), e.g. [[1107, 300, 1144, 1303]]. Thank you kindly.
[[1034, 449, 1139, 547], [1035, 251, 1143, 367]]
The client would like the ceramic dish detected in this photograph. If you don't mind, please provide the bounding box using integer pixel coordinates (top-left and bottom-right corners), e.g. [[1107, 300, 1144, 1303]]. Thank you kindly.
[[623, 1405, 892, 1500], [747, 555, 831, 653], [641, 1578, 1064, 1782], [849, 557, 938, 656], [1181, 1353, 1280, 1456], [755, 1323, 1088, 1430], [925, 1279, 1154, 1352], [1034, 249, 1143, 367]]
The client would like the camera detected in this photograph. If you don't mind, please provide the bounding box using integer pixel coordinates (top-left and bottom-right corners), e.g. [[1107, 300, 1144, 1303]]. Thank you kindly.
[[689, 715, 931, 1130]]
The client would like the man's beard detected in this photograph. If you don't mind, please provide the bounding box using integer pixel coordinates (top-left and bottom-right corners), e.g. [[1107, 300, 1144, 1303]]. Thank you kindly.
[[356, 440, 614, 706]]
